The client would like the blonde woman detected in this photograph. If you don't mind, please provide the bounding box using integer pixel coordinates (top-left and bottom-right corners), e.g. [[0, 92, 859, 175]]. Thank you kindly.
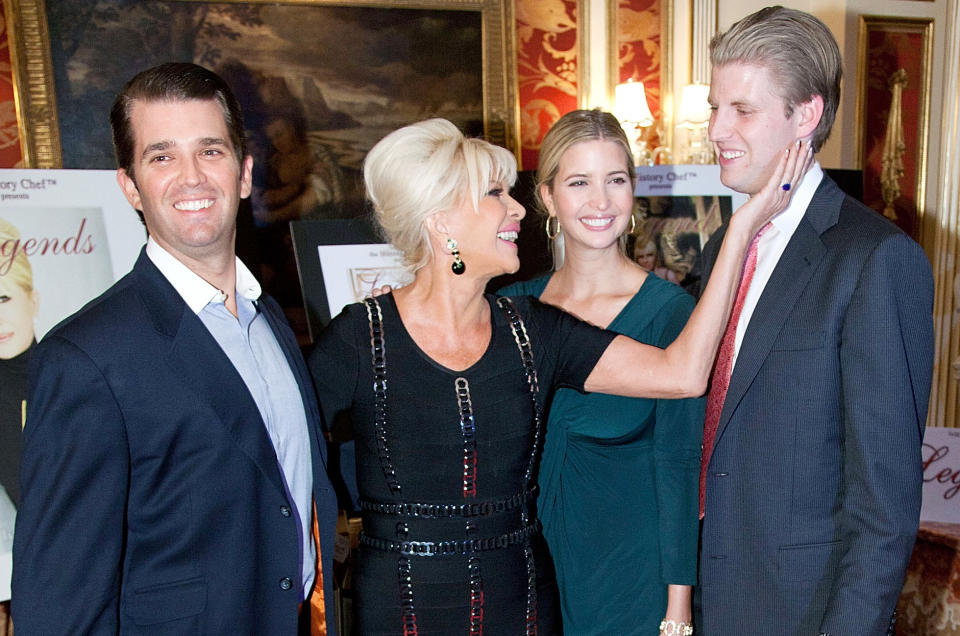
[[0, 216, 37, 635], [0, 217, 37, 507], [308, 118, 807, 634], [500, 109, 702, 635]]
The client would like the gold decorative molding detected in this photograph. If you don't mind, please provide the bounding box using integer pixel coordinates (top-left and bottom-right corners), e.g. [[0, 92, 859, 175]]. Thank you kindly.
[[5, 0, 60, 168], [577, 0, 589, 109], [928, 0, 960, 428], [880, 68, 907, 221]]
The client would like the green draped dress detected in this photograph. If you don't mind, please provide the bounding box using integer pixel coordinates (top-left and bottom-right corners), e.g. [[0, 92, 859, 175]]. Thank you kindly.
[[500, 273, 704, 635]]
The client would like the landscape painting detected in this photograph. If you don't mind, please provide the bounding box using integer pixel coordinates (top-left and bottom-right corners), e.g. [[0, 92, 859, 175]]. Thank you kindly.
[[31, 0, 513, 323]]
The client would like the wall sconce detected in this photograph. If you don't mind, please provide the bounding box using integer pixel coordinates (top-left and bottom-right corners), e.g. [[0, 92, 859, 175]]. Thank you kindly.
[[615, 80, 675, 166], [614, 80, 655, 165], [677, 83, 715, 164]]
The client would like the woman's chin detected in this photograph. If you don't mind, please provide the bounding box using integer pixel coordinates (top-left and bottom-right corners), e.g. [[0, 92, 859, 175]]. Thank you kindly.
[[500, 260, 521, 276], [0, 336, 32, 360]]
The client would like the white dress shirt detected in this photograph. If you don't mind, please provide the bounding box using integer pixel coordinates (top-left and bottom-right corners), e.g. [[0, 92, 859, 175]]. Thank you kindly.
[[731, 161, 824, 369]]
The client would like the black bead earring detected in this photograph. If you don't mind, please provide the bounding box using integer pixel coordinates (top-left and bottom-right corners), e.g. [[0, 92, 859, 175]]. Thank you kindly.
[[447, 238, 465, 275]]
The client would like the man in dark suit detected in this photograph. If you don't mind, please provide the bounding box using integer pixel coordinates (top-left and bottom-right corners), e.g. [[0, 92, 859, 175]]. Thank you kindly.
[[12, 63, 336, 634], [698, 7, 934, 635]]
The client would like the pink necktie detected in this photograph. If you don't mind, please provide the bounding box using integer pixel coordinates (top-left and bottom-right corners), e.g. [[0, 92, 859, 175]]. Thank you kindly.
[[699, 223, 771, 518]]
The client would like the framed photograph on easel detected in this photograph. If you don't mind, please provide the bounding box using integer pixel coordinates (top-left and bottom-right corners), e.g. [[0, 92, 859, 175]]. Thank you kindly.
[[631, 165, 746, 297]]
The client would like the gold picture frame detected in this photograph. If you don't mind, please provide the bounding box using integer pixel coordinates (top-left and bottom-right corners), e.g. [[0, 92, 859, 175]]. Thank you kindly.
[[854, 15, 933, 241], [4, 0, 518, 169], [4, 0, 59, 168]]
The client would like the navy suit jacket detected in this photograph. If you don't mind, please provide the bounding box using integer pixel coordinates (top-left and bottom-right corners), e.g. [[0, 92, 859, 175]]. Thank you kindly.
[[12, 250, 337, 635], [699, 175, 934, 636]]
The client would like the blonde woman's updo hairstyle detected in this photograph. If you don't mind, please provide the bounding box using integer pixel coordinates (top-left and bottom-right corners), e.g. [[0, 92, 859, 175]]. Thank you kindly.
[[363, 118, 518, 272], [0, 216, 34, 293], [536, 109, 636, 269]]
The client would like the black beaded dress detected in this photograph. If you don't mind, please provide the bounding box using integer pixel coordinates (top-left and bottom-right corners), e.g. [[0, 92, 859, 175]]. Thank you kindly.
[[309, 293, 616, 635]]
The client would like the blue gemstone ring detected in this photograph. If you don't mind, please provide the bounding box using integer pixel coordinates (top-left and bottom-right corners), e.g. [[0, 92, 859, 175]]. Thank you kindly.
[[782, 183, 791, 192]]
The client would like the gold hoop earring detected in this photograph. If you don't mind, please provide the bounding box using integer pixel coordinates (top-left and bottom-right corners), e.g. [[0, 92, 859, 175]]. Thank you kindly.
[[545, 216, 561, 240], [628, 214, 636, 234]]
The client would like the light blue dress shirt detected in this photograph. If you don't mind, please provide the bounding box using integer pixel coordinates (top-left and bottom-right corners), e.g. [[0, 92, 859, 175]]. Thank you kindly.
[[146, 238, 315, 600]]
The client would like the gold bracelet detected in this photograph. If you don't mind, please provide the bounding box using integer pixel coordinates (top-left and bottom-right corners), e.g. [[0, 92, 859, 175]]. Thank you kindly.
[[659, 618, 693, 636]]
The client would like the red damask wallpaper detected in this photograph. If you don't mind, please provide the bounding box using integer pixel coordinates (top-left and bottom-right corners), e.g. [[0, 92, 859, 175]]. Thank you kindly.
[[515, 0, 662, 169], [0, 2, 22, 168], [616, 0, 663, 154], [616, 0, 661, 115], [515, 0, 579, 170]]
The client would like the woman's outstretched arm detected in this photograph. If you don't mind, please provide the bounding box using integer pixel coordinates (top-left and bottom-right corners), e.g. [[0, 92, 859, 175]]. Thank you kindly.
[[585, 139, 813, 399]]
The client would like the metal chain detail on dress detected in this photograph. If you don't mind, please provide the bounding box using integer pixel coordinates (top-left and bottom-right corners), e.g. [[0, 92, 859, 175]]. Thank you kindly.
[[365, 297, 402, 495], [398, 556, 418, 636], [359, 520, 542, 555], [456, 375, 484, 628], [357, 488, 535, 517], [457, 377, 478, 498], [496, 296, 541, 636], [469, 556, 484, 635], [367, 297, 416, 632]]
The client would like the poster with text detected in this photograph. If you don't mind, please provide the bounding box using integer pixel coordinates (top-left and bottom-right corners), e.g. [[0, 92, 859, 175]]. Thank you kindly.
[[0, 170, 145, 339], [0, 169, 144, 516], [921, 426, 960, 524]]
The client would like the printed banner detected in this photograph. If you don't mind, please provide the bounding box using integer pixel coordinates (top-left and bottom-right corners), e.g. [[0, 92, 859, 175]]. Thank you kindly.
[[922, 426, 960, 524], [0, 170, 145, 338]]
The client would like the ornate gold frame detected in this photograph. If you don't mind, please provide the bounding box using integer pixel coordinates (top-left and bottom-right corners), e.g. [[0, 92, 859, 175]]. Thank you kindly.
[[854, 15, 933, 238], [4, 0, 518, 168], [4, 0, 59, 168]]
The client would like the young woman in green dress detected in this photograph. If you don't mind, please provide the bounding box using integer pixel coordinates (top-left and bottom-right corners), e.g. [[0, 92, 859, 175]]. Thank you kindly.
[[500, 109, 701, 635]]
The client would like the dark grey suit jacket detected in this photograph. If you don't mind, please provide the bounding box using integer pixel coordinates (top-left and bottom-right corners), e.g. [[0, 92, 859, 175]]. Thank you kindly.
[[13, 250, 338, 635], [698, 174, 933, 636]]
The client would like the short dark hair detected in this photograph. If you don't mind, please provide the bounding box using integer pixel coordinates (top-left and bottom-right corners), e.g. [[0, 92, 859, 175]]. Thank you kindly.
[[110, 62, 247, 182]]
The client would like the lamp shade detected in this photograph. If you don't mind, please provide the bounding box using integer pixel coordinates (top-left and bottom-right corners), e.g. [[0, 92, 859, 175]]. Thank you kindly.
[[678, 83, 711, 128], [615, 81, 654, 128]]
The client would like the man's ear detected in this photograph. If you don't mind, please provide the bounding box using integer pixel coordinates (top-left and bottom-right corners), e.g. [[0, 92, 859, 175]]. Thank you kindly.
[[795, 94, 824, 139], [116, 169, 143, 212], [240, 155, 254, 199]]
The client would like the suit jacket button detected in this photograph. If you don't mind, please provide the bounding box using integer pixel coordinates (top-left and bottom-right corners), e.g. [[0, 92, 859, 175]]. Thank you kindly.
[[280, 505, 292, 517], [280, 577, 293, 591]]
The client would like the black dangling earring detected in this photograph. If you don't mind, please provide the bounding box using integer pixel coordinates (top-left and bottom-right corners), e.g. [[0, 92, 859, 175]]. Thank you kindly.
[[447, 238, 465, 275]]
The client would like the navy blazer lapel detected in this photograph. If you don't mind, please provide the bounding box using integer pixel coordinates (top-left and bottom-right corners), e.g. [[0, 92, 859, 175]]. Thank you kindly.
[[715, 176, 844, 441], [131, 251, 287, 495]]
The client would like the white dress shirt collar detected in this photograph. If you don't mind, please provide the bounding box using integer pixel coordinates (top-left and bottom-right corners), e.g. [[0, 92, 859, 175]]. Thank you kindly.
[[145, 237, 261, 315], [730, 160, 824, 365], [765, 160, 823, 240]]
